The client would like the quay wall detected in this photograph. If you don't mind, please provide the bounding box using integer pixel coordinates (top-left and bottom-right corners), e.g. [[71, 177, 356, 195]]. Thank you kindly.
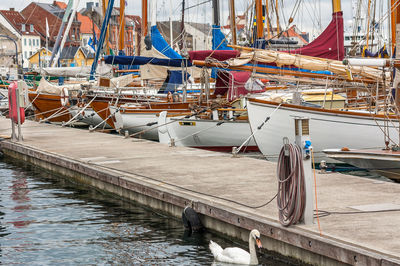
[[1, 140, 398, 266]]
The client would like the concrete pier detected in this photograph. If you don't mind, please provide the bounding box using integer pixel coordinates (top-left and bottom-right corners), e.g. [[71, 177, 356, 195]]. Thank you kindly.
[[0, 118, 399, 265]]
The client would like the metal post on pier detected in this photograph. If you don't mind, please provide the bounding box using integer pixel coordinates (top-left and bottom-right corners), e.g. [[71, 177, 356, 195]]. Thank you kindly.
[[294, 117, 314, 225], [16, 84, 22, 141]]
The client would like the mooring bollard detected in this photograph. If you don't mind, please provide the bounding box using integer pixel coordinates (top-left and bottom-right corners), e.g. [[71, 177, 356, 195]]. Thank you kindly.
[[232, 147, 238, 158], [169, 138, 175, 147]]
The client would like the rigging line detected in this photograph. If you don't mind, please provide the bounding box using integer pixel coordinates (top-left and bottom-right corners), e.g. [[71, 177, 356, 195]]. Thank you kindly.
[[185, 0, 212, 11]]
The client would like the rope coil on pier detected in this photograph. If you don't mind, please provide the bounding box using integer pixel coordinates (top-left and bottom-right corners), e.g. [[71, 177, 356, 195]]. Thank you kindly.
[[277, 143, 306, 227]]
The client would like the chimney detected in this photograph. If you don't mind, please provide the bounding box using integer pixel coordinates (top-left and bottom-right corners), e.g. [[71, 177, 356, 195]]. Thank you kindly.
[[10, 8, 15, 11], [86, 2, 94, 10]]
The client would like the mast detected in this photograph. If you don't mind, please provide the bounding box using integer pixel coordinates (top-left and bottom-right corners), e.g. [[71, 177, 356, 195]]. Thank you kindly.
[[275, 0, 280, 35], [179, 0, 185, 51], [49, 0, 73, 66], [169, 0, 173, 48], [229, 0, 237, 45], [265, 0, 271, 39], [393, 0, 400, 110], [90, 0, 115, 80], [391, 0, 400, 55], [332, 0, 342, 13], [365, 0, 372, 49], [118, 0, 125, 54], [255, 0, 263, 39], [102, 0, 110, 55], [142, 0, 148, 36], [52, 0, 80, 68], [212, 0, 220, 26]]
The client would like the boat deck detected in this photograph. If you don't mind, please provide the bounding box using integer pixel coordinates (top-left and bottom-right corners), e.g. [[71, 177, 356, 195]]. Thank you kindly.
[[0, 118, 399, 265]]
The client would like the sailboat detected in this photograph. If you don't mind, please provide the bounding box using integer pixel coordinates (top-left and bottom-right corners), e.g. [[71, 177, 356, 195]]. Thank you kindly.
[[244, 0, 400, 163]]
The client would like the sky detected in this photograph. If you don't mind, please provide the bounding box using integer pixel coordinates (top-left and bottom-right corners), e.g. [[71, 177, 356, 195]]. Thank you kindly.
[[0, 0, 390, 40]]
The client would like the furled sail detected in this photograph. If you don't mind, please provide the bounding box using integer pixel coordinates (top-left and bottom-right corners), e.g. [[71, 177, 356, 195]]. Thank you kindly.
[[224, 49, 385, 81], [284, 12, 344, 60]]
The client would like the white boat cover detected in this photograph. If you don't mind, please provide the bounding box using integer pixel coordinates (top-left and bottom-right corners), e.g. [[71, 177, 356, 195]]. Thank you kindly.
[[40, 64, 113, 78], [37, 78, 84, 95]]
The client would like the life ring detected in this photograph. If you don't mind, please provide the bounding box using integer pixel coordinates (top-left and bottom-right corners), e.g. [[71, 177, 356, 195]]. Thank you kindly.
[[60, 87, 70, 107]]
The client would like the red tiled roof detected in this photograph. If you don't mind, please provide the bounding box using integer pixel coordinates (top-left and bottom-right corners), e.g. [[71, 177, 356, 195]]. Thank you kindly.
[[54, 1, 99, 36], [0, 9, 39, 36], [282, 25, 308, 44], [222, 24, 245, 30], [54, 1, 67, 9], [77, 12, 100, 35]]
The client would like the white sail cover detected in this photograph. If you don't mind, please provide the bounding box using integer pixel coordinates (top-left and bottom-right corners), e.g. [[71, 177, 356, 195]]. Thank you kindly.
[[37, 78, 84, 95], [40, 64, 113, 78]]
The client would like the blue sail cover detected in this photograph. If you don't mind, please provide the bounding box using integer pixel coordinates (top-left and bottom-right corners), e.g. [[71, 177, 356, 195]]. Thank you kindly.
[[151, 25, 182, 59], [212, 25, 233, 50], [104, 55, 191, 67], [159, 70, 190, 93]]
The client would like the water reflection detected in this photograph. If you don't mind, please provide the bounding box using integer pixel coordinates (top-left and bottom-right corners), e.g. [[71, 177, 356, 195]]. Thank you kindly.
[[0, 158, 302, 265]]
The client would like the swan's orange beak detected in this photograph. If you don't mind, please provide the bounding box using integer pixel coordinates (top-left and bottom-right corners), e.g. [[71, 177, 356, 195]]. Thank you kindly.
[[256, 238, 262, 248]]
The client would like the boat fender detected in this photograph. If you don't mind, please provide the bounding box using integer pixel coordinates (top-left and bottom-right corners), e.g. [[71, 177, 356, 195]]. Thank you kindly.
[[182, 206, 204, 232], [320, 160, 327, 174], [60, 87, 70, 107], [167, 92, 173, 102], [8, 81, 25, 124]]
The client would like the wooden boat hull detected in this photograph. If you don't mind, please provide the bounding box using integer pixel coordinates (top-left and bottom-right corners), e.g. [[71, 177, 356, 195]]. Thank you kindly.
[[247, 98, 400, 162], [28, 92, 71, 123], [324, 149, 400, 182], [158, 112, 258, 152]]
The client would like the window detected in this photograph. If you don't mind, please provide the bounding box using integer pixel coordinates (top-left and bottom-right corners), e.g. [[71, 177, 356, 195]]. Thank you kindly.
[[29, 39, 31, 46], [30, 51, 32, 56], [24, 39, 26, 46], [24, 51, 27, 58], [21, 24, 25, 32], [30, 24, 34, 32], [81, 60, 84, 66]]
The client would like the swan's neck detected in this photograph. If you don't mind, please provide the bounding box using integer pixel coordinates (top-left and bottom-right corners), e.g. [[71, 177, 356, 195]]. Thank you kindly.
[[248, 235, 258, 265]]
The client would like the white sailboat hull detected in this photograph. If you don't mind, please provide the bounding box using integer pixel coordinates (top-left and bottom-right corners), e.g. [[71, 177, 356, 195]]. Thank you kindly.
[[247, 99, 400, 162], [158, 112, 258, 152], [69, 107, 111, 129], [116, 111, 159, 141]]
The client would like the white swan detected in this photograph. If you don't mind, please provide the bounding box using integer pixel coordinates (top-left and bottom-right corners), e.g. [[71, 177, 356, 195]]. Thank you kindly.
[[209, 229, 262, 265]]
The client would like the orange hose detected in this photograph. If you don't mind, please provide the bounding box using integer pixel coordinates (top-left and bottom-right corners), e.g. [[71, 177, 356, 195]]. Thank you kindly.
[[311, 148, 323, 236]]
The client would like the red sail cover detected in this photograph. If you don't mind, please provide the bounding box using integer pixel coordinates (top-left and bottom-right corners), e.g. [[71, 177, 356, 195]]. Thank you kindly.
[[188, 50, 240, 62], [284, 12, 344, 60], [215, 71, 264, 100]]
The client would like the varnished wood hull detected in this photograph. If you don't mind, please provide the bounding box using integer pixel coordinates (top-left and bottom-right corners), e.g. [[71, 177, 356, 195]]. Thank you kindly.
[[28, 92, 71, 123]]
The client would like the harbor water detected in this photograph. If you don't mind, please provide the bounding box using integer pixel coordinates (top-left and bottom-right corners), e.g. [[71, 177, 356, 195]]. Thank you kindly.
[[0, 158, 302, 265]]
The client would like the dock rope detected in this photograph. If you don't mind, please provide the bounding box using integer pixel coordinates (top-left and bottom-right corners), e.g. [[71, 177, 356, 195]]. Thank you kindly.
[[277, 142, 306, 227], [233, 102, 282, 155]]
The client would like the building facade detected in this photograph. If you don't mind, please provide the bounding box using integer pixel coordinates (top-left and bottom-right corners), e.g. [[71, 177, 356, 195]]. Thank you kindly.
[[0, 8, 41, 68]]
